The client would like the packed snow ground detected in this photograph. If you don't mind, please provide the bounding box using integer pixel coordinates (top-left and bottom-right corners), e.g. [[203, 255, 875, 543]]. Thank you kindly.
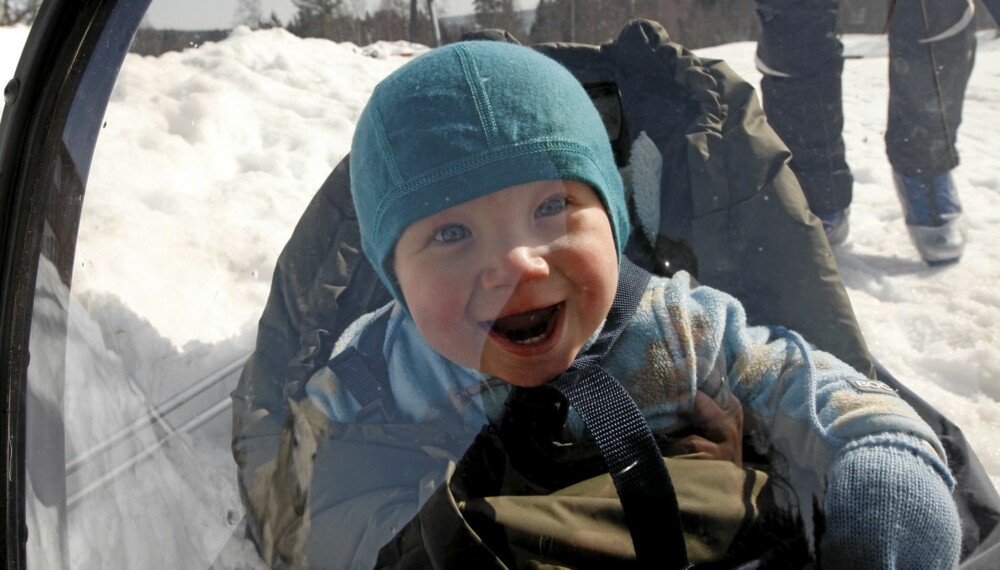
[[2, 23, 999, 566], [699, 36, 1000, 495]]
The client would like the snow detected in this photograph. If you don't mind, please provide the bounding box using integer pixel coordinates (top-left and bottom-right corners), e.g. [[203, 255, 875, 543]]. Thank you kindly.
[[0, 25, 27, 82], [697, 35, 1000, 494], [2, 22, 999, 566]]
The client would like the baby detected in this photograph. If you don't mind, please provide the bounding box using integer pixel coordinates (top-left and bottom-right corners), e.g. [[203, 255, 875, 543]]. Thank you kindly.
[[304, 41, 961, 567]]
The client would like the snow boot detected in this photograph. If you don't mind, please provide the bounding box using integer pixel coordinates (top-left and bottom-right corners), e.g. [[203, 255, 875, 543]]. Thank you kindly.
[[817, 208, 850, 247], [892, 170, 964, 265]]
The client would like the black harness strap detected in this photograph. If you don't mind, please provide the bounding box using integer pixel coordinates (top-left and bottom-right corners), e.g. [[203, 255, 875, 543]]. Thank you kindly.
[[549, 258, 690, 568], [328, 308, 396, 422], [331, 259, 689, 566]]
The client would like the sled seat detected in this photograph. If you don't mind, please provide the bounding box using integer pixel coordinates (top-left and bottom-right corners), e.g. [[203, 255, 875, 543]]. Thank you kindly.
[[231, 19, 1000, 566]]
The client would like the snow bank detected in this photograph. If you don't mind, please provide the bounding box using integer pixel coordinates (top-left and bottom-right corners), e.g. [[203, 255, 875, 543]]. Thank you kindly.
[[0, 25, 29, 90]]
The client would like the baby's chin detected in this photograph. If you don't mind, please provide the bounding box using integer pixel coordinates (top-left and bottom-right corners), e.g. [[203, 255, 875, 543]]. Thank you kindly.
[[477, 344, 586, 387], [481, 362, 571, 388], [497, 373, 561, 388]]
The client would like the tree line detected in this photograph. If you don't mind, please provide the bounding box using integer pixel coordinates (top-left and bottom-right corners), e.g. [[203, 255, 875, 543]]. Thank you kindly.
[[226, 0, 762, 49], [128, 0, 997, 57], [234, 0, 917, 50], [8, 0, 998, 48], [1, 0, 40, 25]]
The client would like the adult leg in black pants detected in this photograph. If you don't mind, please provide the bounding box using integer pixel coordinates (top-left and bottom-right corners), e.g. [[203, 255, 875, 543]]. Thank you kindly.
[[755, 0, 979, 263], [886, 0, 975, 264], [755, 0, 852, 245]]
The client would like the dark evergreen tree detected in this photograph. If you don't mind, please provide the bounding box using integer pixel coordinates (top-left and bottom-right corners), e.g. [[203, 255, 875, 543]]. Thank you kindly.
[[364, 0, 409, 44], [529, 0, 561, 42], [263, 11, 284, 30], [360, 0, 439, 46], [473, 0, 526, 38], [1, 0, 40, 25], [233, 0, 263, 29], [288, 0, 356, 41]]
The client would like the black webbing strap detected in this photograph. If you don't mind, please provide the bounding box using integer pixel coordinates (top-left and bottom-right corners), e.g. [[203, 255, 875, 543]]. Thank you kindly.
[[549, 258, 690, 568], [331, 260, 689, 565], [328, 308, 396, 422]]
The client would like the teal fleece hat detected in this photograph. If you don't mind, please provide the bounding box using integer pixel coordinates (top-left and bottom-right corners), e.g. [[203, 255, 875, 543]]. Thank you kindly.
[[350, 41, 630, 301]]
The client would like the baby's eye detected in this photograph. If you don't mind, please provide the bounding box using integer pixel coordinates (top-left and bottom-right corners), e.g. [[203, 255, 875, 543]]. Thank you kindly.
[[535, 195, 567, 218], [432, 224, 471, 244]]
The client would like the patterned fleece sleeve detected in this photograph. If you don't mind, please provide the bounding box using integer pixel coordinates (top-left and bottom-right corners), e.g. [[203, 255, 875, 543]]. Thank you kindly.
[[649, 272, 959, 565]]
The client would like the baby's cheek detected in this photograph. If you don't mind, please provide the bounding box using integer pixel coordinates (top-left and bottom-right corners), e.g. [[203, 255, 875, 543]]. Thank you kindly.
[[410, 293, 482, 362], [428, 301, 452, 324]]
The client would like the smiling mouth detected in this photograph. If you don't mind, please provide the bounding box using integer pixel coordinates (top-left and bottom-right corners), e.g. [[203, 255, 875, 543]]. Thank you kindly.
[[486, 303, 562, 345]]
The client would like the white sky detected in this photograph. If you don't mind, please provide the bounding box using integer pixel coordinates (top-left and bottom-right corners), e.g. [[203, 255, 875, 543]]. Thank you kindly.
[[143, 0, 539, 30], [2, 23, 999, 567]]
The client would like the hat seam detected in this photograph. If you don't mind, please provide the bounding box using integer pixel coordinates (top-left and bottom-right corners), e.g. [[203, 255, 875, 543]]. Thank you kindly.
[[371, 139, 607, 236], [456, 43, 500, 149], [369, 94, 405, 189]]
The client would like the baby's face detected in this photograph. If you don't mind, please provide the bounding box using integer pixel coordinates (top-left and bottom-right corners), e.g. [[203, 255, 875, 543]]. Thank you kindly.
[[393, 180, 619, 387]]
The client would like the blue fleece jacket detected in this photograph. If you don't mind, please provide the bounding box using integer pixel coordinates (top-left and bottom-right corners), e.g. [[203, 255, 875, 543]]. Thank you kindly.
[[307, 270, 961, 568], [321, 33, 959, 570]]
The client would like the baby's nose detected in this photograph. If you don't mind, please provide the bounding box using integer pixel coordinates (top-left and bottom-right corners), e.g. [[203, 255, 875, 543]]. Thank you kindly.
[[481, 245, 549, 289]]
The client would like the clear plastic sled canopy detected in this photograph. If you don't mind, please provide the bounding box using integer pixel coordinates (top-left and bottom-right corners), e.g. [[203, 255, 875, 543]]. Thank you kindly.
[[2, 1, 999, 568]]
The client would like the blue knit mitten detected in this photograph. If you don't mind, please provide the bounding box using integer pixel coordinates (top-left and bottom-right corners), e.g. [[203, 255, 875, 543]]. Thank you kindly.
[[822, 435, 961, 569]]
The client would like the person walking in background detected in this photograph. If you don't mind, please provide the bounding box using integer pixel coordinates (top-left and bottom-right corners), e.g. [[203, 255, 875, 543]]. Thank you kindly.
[[754, 0, 990, 265]]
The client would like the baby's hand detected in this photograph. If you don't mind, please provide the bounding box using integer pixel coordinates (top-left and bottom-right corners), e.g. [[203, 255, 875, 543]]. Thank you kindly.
[[674, 391, 744, 466], [822, 437, 960, 568]]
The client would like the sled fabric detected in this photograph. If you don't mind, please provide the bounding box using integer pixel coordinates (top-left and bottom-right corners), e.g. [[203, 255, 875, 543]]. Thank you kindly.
[[531, 20, 871, 375], [230, 18, 1000, 567], [873, 359, 1000, 567]]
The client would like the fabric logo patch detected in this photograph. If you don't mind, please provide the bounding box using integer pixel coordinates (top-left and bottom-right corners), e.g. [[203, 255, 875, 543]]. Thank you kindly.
[[848, 379, 898, 396]]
